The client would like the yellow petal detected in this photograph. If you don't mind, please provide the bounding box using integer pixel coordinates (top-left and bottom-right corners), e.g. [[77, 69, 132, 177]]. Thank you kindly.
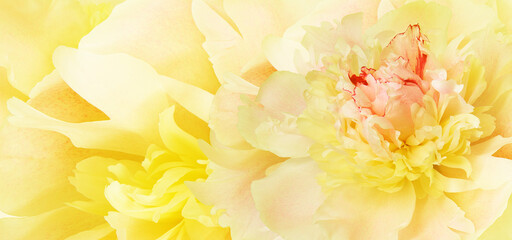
[[0, 206, 104, 240], [0, 75, 131, 216], [159, 106, 204, 159], [105, 212, 180, 240], [65, 223, 115, 240], [0, 67, 26, 128], [53, 47, 169, 145], [8, 98, 149, 156], [252, 158, 325, 239], [79, 0, 219, 93], [0, 0, 111, 94], [0, 126, 89, 216]]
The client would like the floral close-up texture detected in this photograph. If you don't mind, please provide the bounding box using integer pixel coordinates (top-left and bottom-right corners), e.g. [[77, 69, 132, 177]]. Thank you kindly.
[[2, 0, 512, 239]]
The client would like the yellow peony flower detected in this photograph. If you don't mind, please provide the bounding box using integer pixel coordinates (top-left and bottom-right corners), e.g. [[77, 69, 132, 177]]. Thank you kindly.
[[189, 0, 512, 239], [0, 0, 229, 239]]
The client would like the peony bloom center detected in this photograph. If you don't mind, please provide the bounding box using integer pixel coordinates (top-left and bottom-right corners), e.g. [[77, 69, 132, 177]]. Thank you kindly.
[[302, 24, 487, 196]]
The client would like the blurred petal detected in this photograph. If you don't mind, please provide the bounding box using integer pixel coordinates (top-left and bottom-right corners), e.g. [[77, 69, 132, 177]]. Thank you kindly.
[[0, 207, 105, 240], [252, 158, 325, 240], [0, 0, 93, 94]]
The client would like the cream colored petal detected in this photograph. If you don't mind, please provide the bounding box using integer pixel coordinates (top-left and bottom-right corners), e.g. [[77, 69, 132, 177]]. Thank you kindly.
[[316, 182, 415, 240], [447, 183, 512, 239], [398, 195, 474, 240], [237, 71, 313, 158], [438, 0, 496, 40], [479, 194, 512, 240], [187, 145, 282, 240], [158, 76, 214, 123], [252, 158, 325, 240], [193, 0, 321, 82], [79, 0, 219, 93], [0, 207, 105, 240], [282, 0, 381, 41], [443, 137, 512, 192], [209, 87, 250, 148], [262, 35, 311, 74], [238, 104, 313, 158], [53, 47, 169, 145], [256, 71, 309, 116], [0, 0, 93, 94], [191, 0, 246, 81], [223, 0, 320, 42]]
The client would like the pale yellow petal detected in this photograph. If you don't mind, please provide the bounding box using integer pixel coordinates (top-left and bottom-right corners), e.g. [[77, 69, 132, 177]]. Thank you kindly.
[[8, 98, 149, 156], [65, 223, 115, 240], [53, 47, 169, 145], [398, 195, 474, 240], [0, 207, 105, 240], [0, 67, 26, 128], [0, 125, 91, 216], [0, 0, 93, 94], [316, 182, 415, 240], [80, 0, 218, 93], [447, 183, 512, 238], [367, 1, 451, 52]]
